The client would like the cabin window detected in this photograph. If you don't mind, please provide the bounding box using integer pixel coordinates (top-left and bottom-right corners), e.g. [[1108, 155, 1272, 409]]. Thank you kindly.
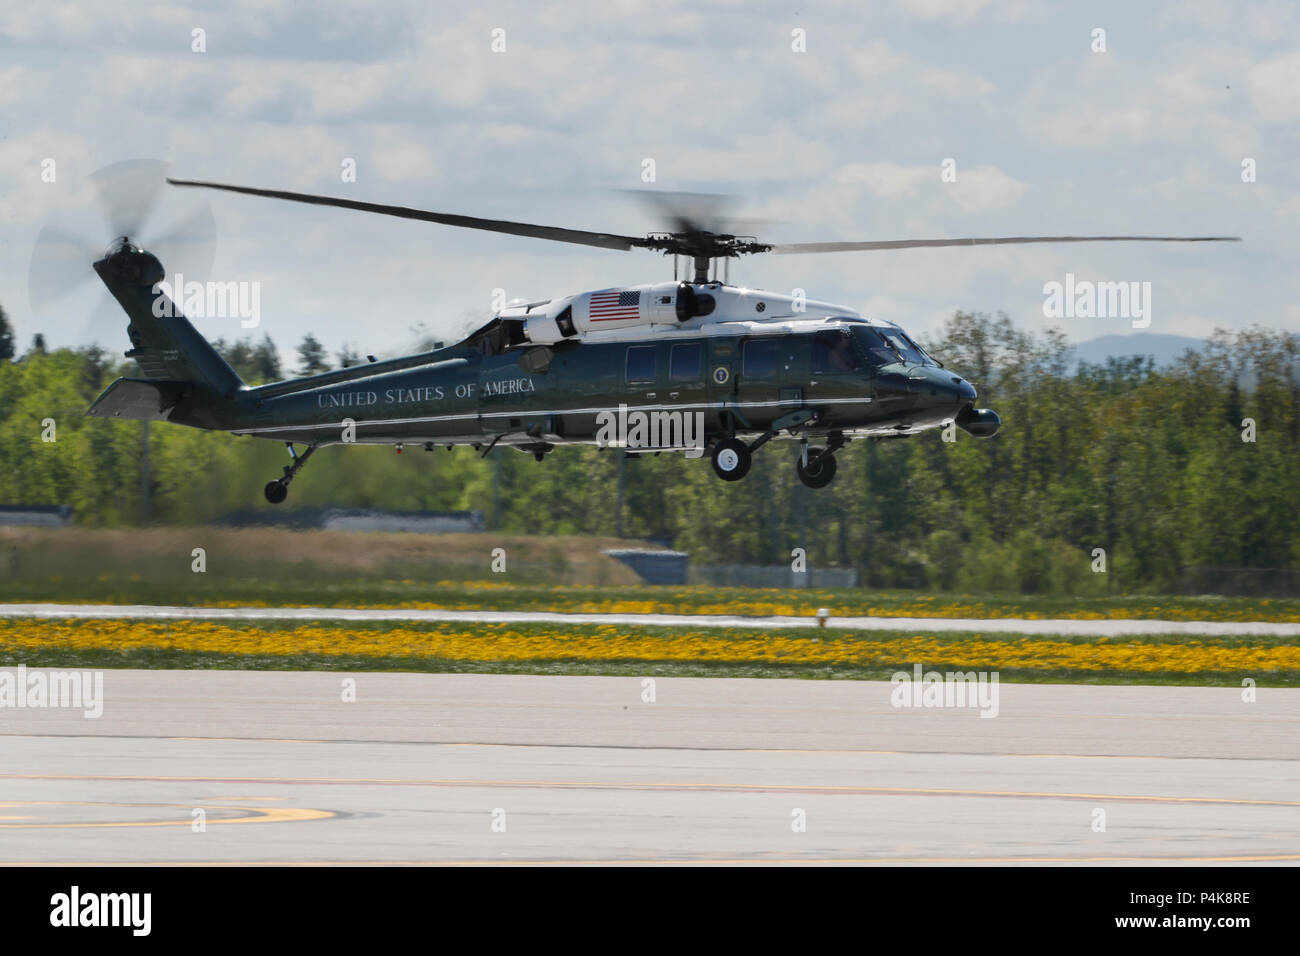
[[625, 346, 657, 385], [742, 338, 780, 379], [669, 343, 703, 382], [812, 330, 862, 373]]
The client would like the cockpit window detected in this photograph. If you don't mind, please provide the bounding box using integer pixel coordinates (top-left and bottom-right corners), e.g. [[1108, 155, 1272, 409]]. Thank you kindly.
[[906, 334, 942, 367], [812, 330, 862, 373], [851, 327, 903, 367], [878, 329, 931, 366]]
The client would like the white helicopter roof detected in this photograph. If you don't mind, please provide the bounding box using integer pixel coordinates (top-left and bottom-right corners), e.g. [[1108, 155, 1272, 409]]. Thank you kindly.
[[493, 281, 900, 346], [578, 313, 900, 344]]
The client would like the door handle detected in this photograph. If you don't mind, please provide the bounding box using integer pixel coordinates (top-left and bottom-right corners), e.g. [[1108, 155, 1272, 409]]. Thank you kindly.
[[669, 391, 679, 399], [646, 392, 656, 399]]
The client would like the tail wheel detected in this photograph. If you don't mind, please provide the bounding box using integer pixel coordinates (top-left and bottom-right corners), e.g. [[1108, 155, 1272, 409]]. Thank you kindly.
[[710, 438, 752, 481], [796, 449, 837, 489]]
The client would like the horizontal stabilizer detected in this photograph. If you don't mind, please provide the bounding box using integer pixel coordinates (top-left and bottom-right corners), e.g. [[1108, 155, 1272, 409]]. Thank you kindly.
[[87, 378, 187, 421]]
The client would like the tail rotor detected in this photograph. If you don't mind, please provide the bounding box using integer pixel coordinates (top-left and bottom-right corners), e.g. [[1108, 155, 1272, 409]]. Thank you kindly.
[[26, 158, 217, 350]]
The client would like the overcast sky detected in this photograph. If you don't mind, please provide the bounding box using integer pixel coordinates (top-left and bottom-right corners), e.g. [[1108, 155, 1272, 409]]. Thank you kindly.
[[3, 0, 1297, 365]]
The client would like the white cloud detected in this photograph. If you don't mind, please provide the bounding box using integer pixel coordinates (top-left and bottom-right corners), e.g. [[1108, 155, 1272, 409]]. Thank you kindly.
[[834, 161, 933, 197], [831, 161, 1024, 212], [1248, 49, 1300, 123], [947, 164, 1028, 211], [893, 0, 1036, 24]]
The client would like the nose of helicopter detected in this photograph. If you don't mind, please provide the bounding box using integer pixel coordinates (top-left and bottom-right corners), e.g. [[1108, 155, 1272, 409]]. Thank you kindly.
[[908, 367, 976, 413]]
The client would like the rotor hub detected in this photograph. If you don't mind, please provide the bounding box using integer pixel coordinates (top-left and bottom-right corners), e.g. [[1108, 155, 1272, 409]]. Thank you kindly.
[[638, 231, 772, 283]]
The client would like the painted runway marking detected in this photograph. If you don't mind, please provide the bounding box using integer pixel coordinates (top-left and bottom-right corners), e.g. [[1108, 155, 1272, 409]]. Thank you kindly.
[[2, 773, 1296, 808], [5, 853, 1300, 866], [0, 800, 336, 828], [11, 733, 1299, 762]]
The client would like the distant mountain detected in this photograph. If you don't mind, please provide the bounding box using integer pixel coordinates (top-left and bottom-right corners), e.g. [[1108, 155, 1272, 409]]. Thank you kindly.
[[1071, 333, 1206, 368]]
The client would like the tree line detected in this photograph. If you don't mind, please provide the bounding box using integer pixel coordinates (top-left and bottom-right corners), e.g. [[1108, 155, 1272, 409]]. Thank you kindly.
[[1, 304, 1296, 594]]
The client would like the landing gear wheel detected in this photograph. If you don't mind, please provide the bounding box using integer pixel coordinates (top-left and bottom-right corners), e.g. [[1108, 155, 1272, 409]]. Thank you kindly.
[[264, 480, 288, 504], [796, 449, 837, 489], [711, 438, 752, 481]]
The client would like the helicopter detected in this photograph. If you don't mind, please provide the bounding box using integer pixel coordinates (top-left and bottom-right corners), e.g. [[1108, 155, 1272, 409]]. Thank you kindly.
[[78, 172, 1239, 502]]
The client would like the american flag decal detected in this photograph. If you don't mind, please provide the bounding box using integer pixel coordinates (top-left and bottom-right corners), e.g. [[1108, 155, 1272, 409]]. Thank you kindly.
[[589, 289, 641, 322]]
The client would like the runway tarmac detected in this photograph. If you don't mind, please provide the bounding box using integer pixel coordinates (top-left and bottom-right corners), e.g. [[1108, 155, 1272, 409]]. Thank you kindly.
[[1, 671, 1298, 864], [4, 602, 1298, 636]]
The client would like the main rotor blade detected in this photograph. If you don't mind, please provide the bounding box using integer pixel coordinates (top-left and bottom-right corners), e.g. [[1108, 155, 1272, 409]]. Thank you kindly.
[[168, 178, 644, 252], [628, 190, 735, 237], [772, 235, 1241, 254]]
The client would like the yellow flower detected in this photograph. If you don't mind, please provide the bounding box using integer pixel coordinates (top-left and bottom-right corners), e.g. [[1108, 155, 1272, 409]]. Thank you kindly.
[[2, 618, 1298, 676]]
